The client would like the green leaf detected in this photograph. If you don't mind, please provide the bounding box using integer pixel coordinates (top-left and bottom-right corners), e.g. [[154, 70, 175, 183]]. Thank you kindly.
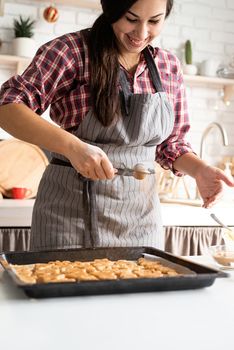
[[13, 15, 35, 38]]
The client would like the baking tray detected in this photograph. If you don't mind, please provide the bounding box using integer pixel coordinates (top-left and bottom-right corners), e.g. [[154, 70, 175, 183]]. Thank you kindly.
[[0, 246, 227, 298]]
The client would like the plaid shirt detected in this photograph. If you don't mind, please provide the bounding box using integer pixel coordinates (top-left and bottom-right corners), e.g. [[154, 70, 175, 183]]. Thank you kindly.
[[0, 31, 193, 174]]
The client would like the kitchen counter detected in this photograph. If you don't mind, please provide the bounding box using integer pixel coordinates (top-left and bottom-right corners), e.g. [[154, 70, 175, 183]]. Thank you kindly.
[[0, 255, 233, 350], [161, 200, 234, 226], [1, 198, 234, 227], [0, 199, 233, 255], [0, 199, 34, 227]]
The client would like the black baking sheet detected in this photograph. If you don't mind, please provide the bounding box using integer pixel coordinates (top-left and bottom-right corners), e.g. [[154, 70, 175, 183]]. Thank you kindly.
[[0, 246, 227, 298]]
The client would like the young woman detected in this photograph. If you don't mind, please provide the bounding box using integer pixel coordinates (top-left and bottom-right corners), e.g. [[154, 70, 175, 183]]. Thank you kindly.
[[0, 0, 233, 250]]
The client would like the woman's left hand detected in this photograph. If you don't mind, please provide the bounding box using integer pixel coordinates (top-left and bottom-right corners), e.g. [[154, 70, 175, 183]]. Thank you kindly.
[[195, 165, 234, 208]]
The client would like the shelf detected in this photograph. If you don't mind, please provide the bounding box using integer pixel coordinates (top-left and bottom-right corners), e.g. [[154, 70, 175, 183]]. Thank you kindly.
[[184, 74, 234, 87], [0, 54, 31, 74], [38, 0, 100, 9], [0, 54, 233, 102], [184, 74, 234, 104], [0, 1, 100, 20], [0, 54, 31, 64]]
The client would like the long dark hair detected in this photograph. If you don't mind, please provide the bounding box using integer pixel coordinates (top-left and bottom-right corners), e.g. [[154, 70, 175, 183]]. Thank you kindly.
[[85, 0, 174, 126]]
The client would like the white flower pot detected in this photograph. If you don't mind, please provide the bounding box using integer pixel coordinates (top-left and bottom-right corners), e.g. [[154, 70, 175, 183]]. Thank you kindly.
[[183, 64, 198, 76], [12, 37, 36, 58]]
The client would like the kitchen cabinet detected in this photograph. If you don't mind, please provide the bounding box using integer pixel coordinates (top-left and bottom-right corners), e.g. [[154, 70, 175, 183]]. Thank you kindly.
[[162, 202, 233, 255], [0, 228, 31, 251], [1, 224, 223, 255], [0, 199, 233, 254], [0, 199, 33, 252], [164, 225, 224, 255]]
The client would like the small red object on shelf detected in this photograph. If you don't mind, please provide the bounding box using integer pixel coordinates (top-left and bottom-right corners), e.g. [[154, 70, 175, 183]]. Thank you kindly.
[[43, 5, 59, 23]]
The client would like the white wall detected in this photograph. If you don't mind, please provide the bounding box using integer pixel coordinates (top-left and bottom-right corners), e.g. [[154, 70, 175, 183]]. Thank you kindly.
[[0, 0, 234, 166], [162, 0, 234, 166]]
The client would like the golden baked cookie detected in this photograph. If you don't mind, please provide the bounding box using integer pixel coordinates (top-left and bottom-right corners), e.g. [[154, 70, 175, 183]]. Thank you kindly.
[[10, 257, 179, 284]]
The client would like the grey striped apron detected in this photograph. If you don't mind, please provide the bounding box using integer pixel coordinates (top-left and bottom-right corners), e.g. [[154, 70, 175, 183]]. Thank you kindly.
[[30, 47, 174, 251]]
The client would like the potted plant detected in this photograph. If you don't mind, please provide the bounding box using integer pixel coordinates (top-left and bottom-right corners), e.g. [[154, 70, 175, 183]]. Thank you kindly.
[[12, 16, 36, 58], [183, 40, 198, 76]]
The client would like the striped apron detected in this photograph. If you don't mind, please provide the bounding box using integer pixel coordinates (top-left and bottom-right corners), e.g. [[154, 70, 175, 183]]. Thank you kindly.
[[30, 47, 174, 251]]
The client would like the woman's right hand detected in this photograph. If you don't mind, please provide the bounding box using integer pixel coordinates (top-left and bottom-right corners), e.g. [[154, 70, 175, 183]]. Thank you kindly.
[[0, 104, 114, 181], [67, 138, 116, 180]]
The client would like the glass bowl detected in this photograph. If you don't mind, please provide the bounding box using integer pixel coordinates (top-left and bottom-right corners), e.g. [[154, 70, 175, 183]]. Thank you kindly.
[[209, 245, 234, 268], [217, 67, 234, 79]]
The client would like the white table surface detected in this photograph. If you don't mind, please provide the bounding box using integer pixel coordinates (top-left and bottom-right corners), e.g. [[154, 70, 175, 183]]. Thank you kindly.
[[0, 199, 34, 226], [1, 198, 234, 227], [0, 255, 233, 350]]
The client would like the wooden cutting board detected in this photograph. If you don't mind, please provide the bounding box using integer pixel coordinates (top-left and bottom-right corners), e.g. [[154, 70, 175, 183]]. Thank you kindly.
[[0, 138, 49, 198]]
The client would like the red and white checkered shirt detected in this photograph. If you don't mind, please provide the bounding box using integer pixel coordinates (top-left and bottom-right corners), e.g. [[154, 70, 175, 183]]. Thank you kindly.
[[0, 31, 193, 173]]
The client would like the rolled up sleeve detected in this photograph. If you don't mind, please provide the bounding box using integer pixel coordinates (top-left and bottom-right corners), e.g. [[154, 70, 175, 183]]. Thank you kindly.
[[0, 38, 77, 115], [156, 64, 195, 176]]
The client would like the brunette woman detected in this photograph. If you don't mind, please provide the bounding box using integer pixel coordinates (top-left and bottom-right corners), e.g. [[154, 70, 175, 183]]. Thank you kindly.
[[0, 0, 233, 250]]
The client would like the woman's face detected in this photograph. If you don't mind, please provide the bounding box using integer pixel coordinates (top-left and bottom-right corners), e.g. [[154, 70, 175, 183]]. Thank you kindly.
[[112, 0, 167, 55]]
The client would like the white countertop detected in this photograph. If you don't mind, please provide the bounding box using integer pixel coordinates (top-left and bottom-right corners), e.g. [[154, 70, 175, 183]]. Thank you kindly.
[[1, 198, 234, 227], [0, 255, 233, 350], [0, 199, 34, 227], [161, 200, 234, 226]]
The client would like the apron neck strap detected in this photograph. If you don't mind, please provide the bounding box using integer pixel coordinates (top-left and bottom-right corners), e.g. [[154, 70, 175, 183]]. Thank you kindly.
[[119, 46, 164, 115], [119, 69, 131, 115], [119, 46, 164, 94], [143, 47, 164, 92]]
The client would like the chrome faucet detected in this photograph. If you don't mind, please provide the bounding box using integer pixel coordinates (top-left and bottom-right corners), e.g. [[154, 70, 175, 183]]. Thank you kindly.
[[196, 122, 229, 199], [199, 122, 228, 159]]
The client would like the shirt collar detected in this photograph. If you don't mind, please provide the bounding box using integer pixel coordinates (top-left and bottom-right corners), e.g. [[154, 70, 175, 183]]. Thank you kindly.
[[119, 44, 157, 78]]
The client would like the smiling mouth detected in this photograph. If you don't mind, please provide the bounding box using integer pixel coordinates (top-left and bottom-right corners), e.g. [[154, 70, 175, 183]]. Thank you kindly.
[[127, 35, 148, 47]]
